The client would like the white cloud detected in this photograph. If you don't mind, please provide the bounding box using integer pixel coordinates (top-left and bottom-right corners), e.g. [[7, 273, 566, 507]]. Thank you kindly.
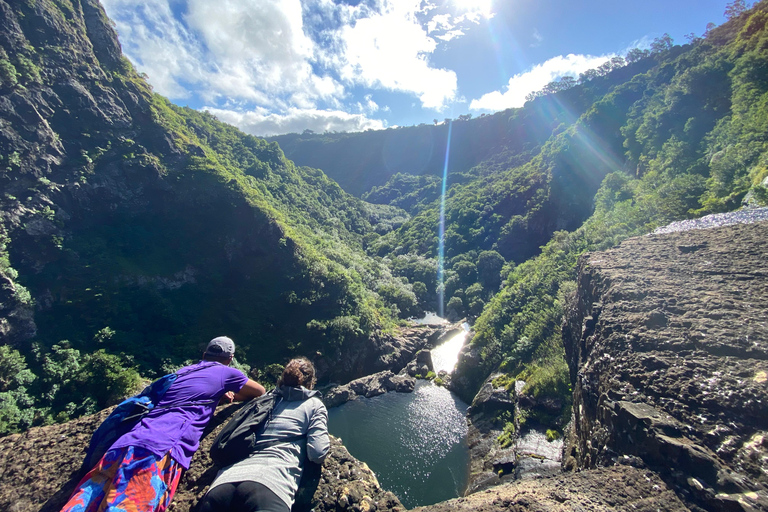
[[101, 0, 495, 130], [427, 13, 455, 34], [469, 53, 614, 111], [531, 29, 543, 47], [435, 29, 466, 42], [102, 0, 343, 107], [203, 106, 387, 136], [336, 1, 458, 110], [101, 0, 204, 99]]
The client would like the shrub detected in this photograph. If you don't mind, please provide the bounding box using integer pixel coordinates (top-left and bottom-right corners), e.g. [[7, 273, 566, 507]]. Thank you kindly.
[[0, 59, 19, 88]]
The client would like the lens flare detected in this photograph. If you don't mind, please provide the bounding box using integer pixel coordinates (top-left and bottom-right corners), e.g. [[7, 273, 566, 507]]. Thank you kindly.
[[453, 0, 493, 19], [437, 121, 453, 318]]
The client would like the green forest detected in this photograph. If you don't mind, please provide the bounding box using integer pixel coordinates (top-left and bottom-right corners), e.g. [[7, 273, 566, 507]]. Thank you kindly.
[[1, 0, 767, 438]]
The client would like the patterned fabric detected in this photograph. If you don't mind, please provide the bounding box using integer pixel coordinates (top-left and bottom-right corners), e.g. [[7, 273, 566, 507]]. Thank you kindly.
[[61, 446, 183, 512]]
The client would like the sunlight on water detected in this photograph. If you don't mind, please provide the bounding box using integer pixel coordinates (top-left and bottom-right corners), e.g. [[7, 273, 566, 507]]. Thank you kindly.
[[327, 380, 469, 509], [408, 312, 448, 325], [431, 323, 469, 374]]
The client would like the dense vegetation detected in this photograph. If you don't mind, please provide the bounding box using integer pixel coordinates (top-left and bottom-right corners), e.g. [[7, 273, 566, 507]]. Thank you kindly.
[[1, 0, 767, 440], [275, 1, 768, 433], [0, 0, 410, 434]]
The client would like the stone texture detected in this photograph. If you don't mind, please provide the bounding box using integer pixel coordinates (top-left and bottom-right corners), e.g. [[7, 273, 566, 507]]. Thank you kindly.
[[412, 466, 690, 512], [562, 221, 768, 511], [314, 326, 451, 384], [323, 371, 417, 408], [0, 402, 404, 512]]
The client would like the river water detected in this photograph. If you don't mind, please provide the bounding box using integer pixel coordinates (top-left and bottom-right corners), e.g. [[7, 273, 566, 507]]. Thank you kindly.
[[327, 325, 470, 508]]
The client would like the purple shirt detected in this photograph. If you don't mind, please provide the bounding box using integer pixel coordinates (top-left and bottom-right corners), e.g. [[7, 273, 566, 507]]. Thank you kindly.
[[111, 361, 248, 468]]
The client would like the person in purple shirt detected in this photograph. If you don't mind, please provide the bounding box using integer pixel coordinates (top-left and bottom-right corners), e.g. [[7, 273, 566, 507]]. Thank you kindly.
[[61, 336, 266, 512]]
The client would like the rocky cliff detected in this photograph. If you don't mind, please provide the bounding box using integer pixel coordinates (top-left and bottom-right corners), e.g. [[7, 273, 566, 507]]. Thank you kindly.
[[562, 220, 768, 511], [4, 218, 767, 512], [0, 401, 406, 512]]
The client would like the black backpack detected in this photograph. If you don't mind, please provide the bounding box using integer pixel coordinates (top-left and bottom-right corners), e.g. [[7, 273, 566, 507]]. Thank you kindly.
[[210, 390, 305, 467]]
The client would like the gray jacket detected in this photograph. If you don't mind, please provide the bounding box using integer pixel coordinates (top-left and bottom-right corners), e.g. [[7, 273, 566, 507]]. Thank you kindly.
[[208, 385, 330, 508]]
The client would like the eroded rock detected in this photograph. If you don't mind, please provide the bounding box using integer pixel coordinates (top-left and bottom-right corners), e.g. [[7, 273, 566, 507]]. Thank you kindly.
[[563, 221, 768, 511], [323, 371, 417, 408]]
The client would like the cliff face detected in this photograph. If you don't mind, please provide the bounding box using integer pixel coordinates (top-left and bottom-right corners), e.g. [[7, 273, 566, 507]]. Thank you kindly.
[[0, 402, 405, 512], [563, 221, 768, 511], [0, 0, 399, 403]]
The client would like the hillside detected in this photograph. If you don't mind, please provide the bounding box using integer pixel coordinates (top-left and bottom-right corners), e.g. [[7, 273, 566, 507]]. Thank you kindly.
[[0, 0, 767, 475], [273, 2, 768, 419], [3, 219, 765, 511], [0, 0, 407, 433]]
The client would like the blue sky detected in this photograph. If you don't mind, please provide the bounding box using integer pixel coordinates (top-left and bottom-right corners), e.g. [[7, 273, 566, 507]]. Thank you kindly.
[[101, 0, 733, 136]]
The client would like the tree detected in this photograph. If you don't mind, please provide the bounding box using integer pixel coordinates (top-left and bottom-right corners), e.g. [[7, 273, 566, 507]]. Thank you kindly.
[[0, 346, 35, 392], [578, 69, 600, 83], [477, 250, 505, 290], [625, 48, 650, 64], [559, 76, 577, 89], [650, 34, 674, 54], [724, 0, 748, 19], [684, 32, 702, 44], [704, 22, 716, 38], [610, 56, 626, 69]]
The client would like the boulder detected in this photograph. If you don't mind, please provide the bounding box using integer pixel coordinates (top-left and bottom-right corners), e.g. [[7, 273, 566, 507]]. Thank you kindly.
[[322, 371, 416, 408], [562, 220, 768, 511], [411, 466, 689, 512], [469, 373, 515, 415]]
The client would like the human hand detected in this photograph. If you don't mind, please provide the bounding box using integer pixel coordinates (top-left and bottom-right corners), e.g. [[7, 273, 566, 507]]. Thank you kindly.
[[219, 391, 235, 405]]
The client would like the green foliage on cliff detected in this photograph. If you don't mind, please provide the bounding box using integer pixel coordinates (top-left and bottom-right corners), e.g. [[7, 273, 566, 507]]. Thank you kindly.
[[465, 2, 768, 413], [271, 2, 768, 418], [3, 0, 768, 437], [0, 0, 407, 431]]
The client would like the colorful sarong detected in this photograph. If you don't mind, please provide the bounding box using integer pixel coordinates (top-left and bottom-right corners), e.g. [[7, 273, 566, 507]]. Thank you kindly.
[[61, 446, 183, 512]]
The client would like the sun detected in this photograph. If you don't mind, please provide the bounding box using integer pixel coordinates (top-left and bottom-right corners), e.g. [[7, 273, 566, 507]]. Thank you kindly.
[[452, 0, 493, 18]]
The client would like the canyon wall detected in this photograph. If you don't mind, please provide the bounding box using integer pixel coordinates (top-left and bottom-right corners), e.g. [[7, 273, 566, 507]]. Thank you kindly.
[[562, 220, 768, 511]]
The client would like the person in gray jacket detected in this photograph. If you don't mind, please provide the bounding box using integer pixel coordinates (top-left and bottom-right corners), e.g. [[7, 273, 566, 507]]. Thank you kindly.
[[198, 357, 329, 512]]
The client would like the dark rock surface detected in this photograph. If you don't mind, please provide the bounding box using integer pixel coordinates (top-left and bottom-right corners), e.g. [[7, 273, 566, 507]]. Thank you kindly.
[[402, 348, 434, 377], [0, 402, 405, 512], [562, 221, 768, 511], [464, 373, 563, 495], [463, 373, 516, 493], [314, 325, 450, 384], [323, 370, 416, 408], [412, 466, 690, 512]]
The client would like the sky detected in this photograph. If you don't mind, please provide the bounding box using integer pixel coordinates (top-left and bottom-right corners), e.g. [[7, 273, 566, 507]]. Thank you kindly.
[[100, 0, 735, 137]]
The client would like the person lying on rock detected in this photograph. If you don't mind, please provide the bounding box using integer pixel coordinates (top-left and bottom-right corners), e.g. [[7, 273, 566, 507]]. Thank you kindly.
[[61, 336, 266, 512], [198, 357, 330, 512]]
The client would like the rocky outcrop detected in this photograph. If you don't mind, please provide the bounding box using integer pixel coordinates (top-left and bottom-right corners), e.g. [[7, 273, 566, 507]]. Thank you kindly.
[[562, 221, 768, 511], [315, 325, 452, 384], [412, 465, 689, 512], [323, 371, 416, 408], [463, 374, 563, 495], [0, 402, 404, 512]]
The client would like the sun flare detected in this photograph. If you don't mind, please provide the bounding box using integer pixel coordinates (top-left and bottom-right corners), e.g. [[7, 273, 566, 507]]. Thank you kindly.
[[452, 0, 493, 18]]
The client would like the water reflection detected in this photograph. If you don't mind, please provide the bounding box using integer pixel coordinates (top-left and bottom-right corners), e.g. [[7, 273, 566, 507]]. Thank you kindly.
[[430, 323, 469, 374], [327, 381, 469, 508], [408, 312, 448, 325]]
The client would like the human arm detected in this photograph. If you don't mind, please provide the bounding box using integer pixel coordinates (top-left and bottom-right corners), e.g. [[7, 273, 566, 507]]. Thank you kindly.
[[232, 379, 266, 401], [306, 401, 330, 463]]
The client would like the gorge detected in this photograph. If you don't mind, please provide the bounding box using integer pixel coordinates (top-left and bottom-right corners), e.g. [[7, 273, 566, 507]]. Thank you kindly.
[[1, 0, 768, 510]]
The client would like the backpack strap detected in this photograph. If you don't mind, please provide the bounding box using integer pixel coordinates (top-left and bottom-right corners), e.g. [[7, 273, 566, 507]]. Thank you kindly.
[[251, 434, 308, 451]]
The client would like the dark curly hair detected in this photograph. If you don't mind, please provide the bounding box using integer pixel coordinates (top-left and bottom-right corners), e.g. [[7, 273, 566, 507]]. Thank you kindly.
[[279, 357, 317, 389]]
